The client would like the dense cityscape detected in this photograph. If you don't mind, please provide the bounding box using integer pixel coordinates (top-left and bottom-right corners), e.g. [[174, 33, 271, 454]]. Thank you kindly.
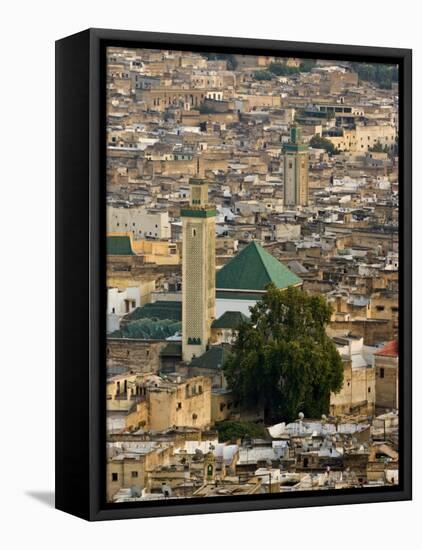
[[105, 47, 399, 502]]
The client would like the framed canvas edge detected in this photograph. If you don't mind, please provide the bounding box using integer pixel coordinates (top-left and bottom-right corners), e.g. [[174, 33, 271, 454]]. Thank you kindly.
[[56, 28, 412, 522]]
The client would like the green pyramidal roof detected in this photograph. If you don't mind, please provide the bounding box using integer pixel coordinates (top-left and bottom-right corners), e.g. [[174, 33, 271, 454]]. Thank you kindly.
[[216, 241, 302, 291]]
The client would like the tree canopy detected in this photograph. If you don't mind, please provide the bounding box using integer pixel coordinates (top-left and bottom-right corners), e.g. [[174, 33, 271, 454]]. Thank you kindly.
[[268, 59, 316, 76], [309, 134, 339, 155], [223, 285, 343, 423], [216, 421, 268, 443], [253, 70, 273, 81], [351, 62, 398, 90]]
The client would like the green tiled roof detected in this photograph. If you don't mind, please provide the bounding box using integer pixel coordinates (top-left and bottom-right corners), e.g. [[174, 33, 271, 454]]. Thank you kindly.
[[109, 318, 181, 340], [160, 342, 182, 357], [124, 301, 182, 322], [211, 311, 249, 329], [216, 241, 302, 292], [107, 235, 135, 256], [216, 291, 263, 301], [189, 344, 231, 370]]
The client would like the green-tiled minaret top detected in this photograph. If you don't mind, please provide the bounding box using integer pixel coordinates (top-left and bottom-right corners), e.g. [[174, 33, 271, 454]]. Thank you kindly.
[[291, 125, 302, 144], [283, 124, 308, 152]]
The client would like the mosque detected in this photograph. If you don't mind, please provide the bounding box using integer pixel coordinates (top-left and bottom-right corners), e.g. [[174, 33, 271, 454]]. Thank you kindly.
[[107, 178, 303, 366], [181, 178, 302, 362]]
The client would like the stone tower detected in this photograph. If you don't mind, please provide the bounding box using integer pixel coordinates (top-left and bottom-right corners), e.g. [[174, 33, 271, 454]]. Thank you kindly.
[[283, 125, 309, 207], [204, 451, 216, 482], [181, 178, 216, 362]]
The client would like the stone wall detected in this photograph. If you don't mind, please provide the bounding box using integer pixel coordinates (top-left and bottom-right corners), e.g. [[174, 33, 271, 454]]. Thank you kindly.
[[107, 339, 167, 373], [328, 319, 393, 346]]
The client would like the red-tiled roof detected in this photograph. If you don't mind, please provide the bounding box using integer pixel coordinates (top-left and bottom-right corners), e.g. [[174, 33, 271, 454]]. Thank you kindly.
[[375, 340, 398, 357]]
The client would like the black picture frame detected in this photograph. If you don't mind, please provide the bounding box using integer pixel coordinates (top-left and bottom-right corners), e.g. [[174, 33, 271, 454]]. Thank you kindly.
[[55, 28, 412, 521]]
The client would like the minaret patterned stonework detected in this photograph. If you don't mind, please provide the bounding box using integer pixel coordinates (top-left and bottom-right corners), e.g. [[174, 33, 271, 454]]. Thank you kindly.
[[283, 125, 309, 207], [181, 179, 216, 362]]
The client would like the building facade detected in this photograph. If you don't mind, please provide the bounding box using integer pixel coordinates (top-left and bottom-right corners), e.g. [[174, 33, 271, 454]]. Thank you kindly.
[[374, 341, 399, 413], [107, 205, 171, 239]]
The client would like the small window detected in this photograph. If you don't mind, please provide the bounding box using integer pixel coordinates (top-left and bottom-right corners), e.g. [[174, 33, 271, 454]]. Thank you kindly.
[[368, 387, 371, 393], [177, 402, 182, 410], [192, 228, 196, 237], [380, 367, 385, 379], [112, 473, 118, 481], [131, 471, 138, 478]]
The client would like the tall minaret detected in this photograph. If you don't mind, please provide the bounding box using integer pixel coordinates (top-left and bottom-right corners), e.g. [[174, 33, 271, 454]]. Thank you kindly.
[[181, 178, 216, 362], [283, 125, 309, 207]]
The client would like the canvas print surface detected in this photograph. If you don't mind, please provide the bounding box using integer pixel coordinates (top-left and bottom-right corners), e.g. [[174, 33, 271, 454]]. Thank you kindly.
[[106, 47, 399, 503]]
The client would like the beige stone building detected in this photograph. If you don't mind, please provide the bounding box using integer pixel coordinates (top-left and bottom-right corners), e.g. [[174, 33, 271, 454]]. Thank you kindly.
[[181, 179, 216, 361], [374, 341, 399, 413], [148, 375, 212, 431], [124, 375, 212, 432], [107, 445, 173, 501], [326, 124, 396, 153], [330, 336, 376, 416], [132, 239, 180, 265]]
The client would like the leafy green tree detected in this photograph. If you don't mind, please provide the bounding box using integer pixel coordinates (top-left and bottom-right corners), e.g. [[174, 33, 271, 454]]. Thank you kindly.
[[309, 134, 338, 155], [216, 421, 268, 442], [351, 62, 398, 90], [268, 60, 316, 77], [299, 59, 316, 72], [268, 62, 296, 76], [223, 285, 343, 423], [253, 70, 273, 81]]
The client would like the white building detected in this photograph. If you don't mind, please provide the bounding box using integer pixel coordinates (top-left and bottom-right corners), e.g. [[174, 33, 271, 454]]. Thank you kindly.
[[107, 205, 171, 239], [107, 287, 141, 317]]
